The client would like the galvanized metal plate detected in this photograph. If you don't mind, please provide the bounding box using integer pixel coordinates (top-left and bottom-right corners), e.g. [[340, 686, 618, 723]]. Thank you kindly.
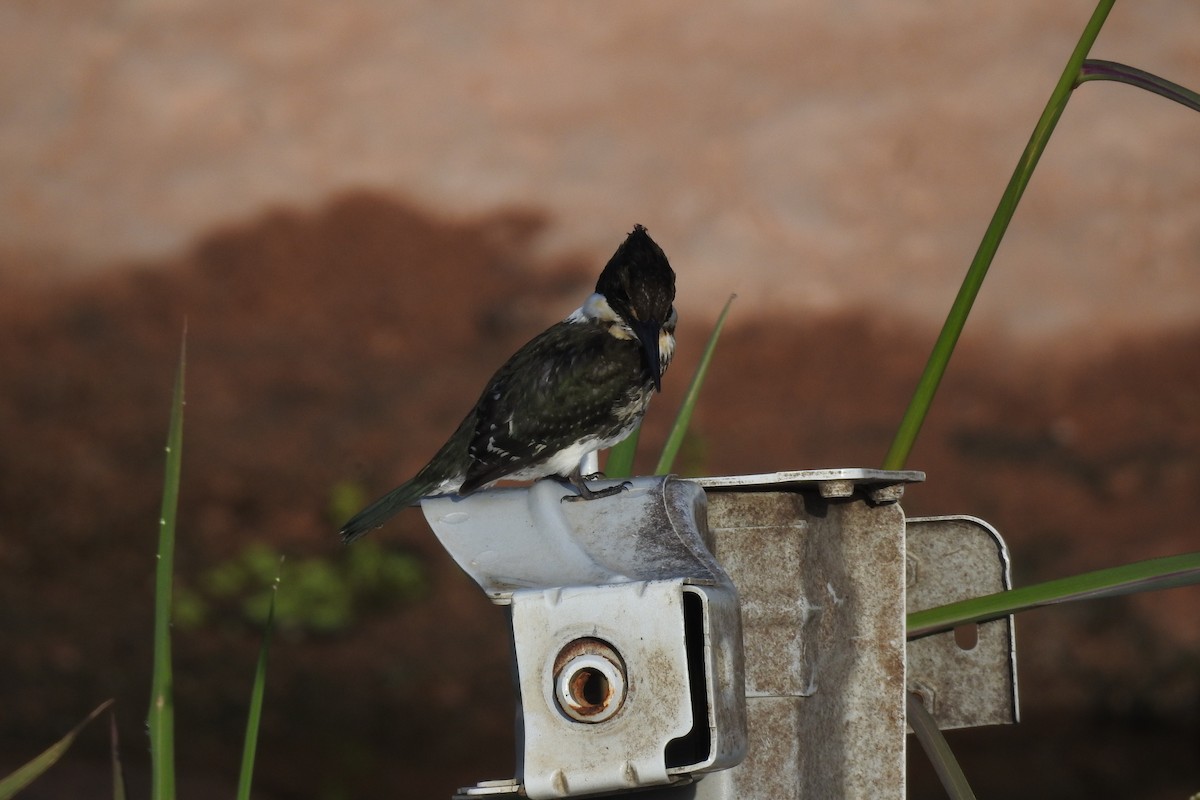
[[905, 515, 1019, 730], [427, 477, 747, 799], [701, 489, 908, 800], [694, 468, 925, 504], [421, 476, 725, 601], [512, 581, 697, 799]]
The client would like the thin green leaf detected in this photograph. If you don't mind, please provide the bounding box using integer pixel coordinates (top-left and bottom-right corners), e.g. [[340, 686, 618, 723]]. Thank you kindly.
[[882, 0, 1116, 470], [0, 700, 114, 800], [655, 294, 736, 475], [148, 329, 186, 800], [906, 692, 977, 800], [908, 552, 1200, 640], [1078, 60, 1200, 114], [236, 560, 282, 800], [604, 423, 641, 480], [109, 709, 127, 800]]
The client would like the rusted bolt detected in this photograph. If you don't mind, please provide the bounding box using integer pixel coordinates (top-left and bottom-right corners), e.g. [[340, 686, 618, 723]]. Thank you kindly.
[[868, 483, 906, 504], [552, 638, 627, 723], [908, 681, 937, 715], [818, 479, 855, 498]]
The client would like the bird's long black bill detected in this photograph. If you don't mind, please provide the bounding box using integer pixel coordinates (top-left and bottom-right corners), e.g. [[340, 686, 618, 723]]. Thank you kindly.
[[632, 319, 664, 392]]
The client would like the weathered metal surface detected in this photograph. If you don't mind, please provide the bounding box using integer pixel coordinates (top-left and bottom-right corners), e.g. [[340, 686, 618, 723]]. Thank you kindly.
[[699, 482, 909, 800], [422, 476, 727, 602], [424, 477, 746, 799], [694, 468, 924, 496], [433, 471, 1017, 800], [905, 515, 1019, 729], [511, 580, 698, 798]]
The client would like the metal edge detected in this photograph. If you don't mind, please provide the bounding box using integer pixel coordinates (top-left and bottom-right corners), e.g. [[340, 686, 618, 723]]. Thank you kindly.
[[691, 468, 926, 491]]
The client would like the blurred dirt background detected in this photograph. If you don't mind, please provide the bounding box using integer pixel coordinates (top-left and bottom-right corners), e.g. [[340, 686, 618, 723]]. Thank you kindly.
[[2, 1, 1199, 798]]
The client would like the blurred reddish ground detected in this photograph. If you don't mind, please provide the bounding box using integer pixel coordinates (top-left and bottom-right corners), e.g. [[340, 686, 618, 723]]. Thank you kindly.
[[0, 195, 1197, 798]]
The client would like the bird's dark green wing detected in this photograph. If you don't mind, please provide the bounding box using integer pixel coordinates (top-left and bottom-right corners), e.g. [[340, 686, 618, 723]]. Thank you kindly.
[[459, 320, 650, 492]]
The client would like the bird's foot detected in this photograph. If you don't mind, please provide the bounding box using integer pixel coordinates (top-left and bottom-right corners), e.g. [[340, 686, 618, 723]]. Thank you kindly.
[[561, 481, 632, 502], [557, 468, 632, 502]]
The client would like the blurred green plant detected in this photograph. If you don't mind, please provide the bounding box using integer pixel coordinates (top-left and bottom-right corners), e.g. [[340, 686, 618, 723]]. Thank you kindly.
[[176, 539, 426, 635], [0, 701, 116, 800], [0, 333, 279, 799], [237, 562, 280, 800], [147, 332, 186, 800], [327, 479, 370, 531]]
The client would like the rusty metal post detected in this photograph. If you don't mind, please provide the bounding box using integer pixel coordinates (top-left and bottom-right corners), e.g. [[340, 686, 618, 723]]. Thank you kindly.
[[422, 470, 1017, 800], [694, 471, 916, 799]]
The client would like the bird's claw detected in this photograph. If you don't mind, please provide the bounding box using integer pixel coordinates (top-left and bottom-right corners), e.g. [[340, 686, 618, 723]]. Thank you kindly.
[[560, 480, 633, 503]]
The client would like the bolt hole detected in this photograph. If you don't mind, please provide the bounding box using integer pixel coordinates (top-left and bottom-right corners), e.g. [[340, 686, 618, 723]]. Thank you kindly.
[[953, 623, 979, 651], [569, 667, 610, 707], [553, 639, 626, 722]]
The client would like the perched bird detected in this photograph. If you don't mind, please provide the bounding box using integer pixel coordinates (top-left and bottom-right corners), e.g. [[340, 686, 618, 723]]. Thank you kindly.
[[339, 224, 677, 543]]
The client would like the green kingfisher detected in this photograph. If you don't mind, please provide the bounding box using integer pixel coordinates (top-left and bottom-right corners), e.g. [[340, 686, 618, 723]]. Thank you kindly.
[[339, 224, 677, 543]]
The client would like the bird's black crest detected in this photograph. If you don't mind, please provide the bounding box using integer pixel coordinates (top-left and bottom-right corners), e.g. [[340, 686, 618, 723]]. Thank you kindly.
[[595, 224, 676, 324]]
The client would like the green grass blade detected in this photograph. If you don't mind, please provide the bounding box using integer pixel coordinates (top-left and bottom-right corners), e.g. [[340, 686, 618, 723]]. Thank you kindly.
[[906, 692, 977, 800], [236, 560, 282, 800], [0, 700, 114, 800], [604, 423, 641, 479], [908, 551, 1200, 640], [148, 331, 186, 800], [655, 294, 736, 475], [109, 708, 127, 800], [1078, 59, 1200, 114], [882, 0, 1116, 470]]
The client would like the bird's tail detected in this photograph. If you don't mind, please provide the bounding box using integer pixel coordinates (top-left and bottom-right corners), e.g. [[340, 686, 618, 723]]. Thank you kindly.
[[340, 407, 476, 543], [339, 477, 438, 544]]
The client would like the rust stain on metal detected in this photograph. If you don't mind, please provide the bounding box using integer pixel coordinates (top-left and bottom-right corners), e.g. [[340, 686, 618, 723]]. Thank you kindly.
[[553, 637, 626, 720]]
